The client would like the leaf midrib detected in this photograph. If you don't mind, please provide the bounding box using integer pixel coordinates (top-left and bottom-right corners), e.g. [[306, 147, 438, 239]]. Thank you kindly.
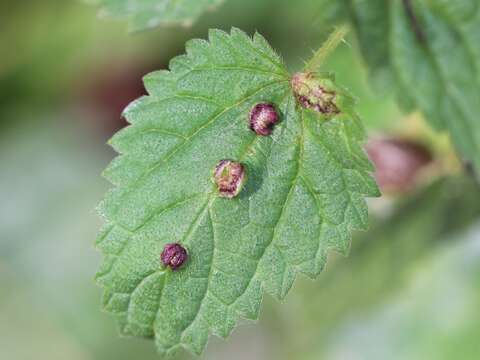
[[170, 91, 295, 352]]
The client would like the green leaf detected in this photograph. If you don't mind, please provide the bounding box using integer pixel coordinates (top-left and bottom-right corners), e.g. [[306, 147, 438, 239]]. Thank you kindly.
[[318, 0, 480, 170], [96, 28, 378, 356], [94, 0, 224, 31]]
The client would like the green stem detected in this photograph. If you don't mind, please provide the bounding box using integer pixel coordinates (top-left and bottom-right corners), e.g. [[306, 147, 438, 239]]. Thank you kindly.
[[304, 24, 349, 73]]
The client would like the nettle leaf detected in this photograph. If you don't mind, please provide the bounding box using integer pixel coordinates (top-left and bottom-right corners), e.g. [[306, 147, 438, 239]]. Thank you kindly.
[[318, 0, 480, 170], [96, 28, 378, 356], [94, 0, 224, 31]]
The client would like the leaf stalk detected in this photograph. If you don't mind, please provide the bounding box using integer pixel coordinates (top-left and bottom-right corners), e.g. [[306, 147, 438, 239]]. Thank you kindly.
[[304, 24, 349, 72]]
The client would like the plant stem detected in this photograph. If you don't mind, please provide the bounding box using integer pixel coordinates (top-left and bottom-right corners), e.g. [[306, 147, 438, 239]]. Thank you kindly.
[[304, 24, 349, 73]]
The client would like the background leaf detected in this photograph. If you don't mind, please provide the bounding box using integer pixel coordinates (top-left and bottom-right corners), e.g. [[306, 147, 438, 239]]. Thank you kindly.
[[93, 0, 225, 31], [323, 220, 480, 360], [317, 0, 480, 171], [96, 28, 378, 356]]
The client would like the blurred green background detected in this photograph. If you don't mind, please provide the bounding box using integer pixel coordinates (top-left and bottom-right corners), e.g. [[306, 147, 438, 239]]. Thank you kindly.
[[1, 1, 479, 359]]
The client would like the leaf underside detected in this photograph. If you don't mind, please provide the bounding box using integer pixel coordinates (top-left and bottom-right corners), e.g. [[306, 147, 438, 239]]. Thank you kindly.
[[319, 0, 480, 170], [95, 0, 224, 31], [96, 28, 378, 356]]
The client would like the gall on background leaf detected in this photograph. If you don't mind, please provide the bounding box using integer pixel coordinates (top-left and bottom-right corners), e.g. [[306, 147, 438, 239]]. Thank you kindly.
[[316, 0, 480, 172], [93, 0, 225, 31], [366, 137, 433, 193], [95, 28, 379, 356]]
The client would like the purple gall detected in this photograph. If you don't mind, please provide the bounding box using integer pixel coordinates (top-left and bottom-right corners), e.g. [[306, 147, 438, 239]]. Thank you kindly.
[[249, 103, 279, 136], [161, 243, 188, 270], [366, 137, 433, 194], [214, 160, 246, 198]]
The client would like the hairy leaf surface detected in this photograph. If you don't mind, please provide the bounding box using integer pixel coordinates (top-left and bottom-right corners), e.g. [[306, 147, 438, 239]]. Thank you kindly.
[[94, 0, 224, 31], [96, 28, 378, 356], [318, 0, 480, 170]]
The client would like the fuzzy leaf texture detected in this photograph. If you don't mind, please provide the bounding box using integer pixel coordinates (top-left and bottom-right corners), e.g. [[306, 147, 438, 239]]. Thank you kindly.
[[96, 28, 379, 356], [318, 0, 480, 170], [94, 0, 224, 31]]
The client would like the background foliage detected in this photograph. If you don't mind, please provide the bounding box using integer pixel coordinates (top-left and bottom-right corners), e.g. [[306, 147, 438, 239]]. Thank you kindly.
[[316, 0, 480, 171]]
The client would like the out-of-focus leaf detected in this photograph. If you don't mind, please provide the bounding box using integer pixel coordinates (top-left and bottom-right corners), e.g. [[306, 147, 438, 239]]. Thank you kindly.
[[96, 28, 378, 356], [325, 221, 480, 360], [317, 0, 480, 170], [93, 0, 224, 31]]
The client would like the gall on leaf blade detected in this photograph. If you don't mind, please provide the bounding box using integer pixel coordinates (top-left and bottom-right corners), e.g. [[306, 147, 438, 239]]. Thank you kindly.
[[96, 28, 378, 356]]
